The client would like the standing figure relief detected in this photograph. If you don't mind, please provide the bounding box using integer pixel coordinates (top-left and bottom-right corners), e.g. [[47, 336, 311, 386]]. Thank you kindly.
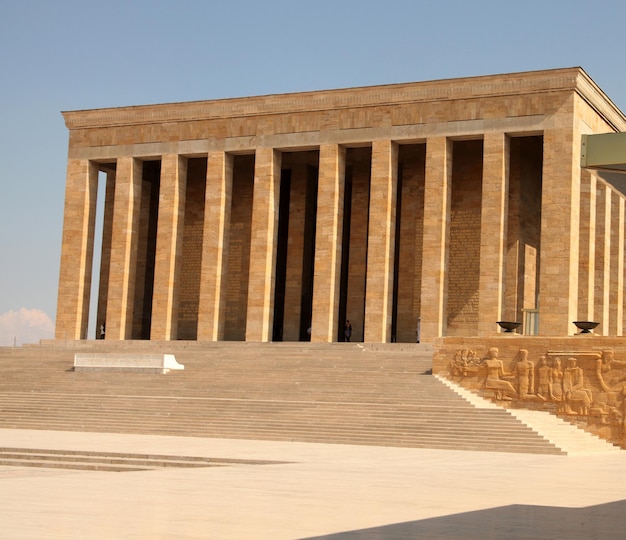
[[562, 357, 593, 415], [447, 346, 626, 449], [449, 347, 626, 410]]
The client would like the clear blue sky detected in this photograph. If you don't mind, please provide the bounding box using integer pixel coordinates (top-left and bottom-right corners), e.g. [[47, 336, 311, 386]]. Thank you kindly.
[[1, 0, 626, 344]]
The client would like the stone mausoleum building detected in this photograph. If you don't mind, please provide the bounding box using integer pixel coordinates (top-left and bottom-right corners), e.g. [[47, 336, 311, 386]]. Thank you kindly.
[[56, 67, 626, 344]]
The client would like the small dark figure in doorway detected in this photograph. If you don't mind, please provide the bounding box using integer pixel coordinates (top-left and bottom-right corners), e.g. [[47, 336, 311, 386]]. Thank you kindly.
[[344, 320, 352, 342], [99, 323, 105, 340]]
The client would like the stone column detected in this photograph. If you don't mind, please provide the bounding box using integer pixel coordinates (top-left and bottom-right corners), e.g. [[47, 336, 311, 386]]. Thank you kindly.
[[609, 192, 623, 335], [56, 159, 98, 340], [151, 154, 187, 340], [246, 148, 282, 342], [197, 152, 234, 341], [477, 132, 509, 335], [577, 172, 596, 321], [594, 184, 611, 333], [420, 137, 452, 341], [311, 144, 346, 342], [105, 157, 143, 340], [539, 128, 581, 336], [618, 197, 625, 336], [364, 140, 398, 342]]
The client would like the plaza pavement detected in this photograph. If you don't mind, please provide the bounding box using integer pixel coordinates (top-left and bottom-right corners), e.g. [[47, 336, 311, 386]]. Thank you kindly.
[[0, 428, 625, 539]]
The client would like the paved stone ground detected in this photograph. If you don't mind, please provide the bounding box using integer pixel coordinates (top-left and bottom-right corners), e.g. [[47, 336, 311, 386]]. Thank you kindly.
[[0, 428, 625, 539]]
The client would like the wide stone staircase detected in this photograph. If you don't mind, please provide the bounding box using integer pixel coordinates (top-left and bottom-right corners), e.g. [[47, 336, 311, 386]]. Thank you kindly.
[[0, 341, 592, 455]]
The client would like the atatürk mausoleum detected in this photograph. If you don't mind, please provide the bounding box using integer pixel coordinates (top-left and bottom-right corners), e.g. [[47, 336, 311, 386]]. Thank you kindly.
[[56, 67, 626, 344]]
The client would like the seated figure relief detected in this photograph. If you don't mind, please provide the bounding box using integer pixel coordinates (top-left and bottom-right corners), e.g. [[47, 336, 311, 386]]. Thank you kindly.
[[595, 349, 626, 393], [447, 346, 626, 449], [481, 347, 518, 401], [449, 347, 626, 412]]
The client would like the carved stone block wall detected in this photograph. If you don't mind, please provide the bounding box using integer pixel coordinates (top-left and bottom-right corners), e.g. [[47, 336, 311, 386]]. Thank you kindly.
[[177, 158, 207, 340], [505, 136, 543, 323], [395, 144, 425, 343], [434, 335, 626, 448], [447, 140, 483, 335], [224, 155, 254, 340]]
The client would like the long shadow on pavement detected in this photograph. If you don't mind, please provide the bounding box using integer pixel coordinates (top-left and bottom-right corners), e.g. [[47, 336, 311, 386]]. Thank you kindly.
[[303, 499, 626, 539]]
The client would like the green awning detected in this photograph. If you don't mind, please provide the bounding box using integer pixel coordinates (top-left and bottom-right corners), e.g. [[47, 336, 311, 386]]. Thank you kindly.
[[581, 132, 626, 173]]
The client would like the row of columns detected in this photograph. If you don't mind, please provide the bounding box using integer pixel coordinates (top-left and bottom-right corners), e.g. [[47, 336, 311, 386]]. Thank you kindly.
[[579, 172, 625, 335], [57, 132, 589, 342]]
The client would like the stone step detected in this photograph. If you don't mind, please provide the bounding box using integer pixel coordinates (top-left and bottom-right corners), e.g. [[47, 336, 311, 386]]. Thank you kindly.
[[0, 418, 544, 439], [0, 422, 561, 454], [0, 453, 216, 469], [0, 447, 285, 472], [0, 415, 559, 451], [0, 409, 543, 432], [436, 375, 622, 455], [0, 343, 571, 455], [0, 412, 543, 436]]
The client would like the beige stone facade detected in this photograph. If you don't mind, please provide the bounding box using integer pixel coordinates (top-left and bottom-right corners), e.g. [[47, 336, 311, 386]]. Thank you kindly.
[[56, 67, 626, 343]]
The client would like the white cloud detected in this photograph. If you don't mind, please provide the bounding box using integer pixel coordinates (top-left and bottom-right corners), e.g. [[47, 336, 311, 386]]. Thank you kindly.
[[0, 308, 54, 347]]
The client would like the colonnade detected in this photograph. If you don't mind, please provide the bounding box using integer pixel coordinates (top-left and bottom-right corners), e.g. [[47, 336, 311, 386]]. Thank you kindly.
[[578, 172, 625, 334], [56, 130, 625, 342]]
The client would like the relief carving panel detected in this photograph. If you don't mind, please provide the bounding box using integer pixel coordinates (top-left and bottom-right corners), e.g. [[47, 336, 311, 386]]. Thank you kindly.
[[447, 346, 626, 448]]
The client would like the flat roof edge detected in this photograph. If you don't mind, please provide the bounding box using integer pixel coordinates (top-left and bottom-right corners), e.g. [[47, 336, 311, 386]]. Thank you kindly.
[[62, 67, 608, 130]]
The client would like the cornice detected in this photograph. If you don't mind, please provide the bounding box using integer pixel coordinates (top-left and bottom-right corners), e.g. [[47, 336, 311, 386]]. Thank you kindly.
[[62, 68, 622, 131], [574, 70, 626, 132]]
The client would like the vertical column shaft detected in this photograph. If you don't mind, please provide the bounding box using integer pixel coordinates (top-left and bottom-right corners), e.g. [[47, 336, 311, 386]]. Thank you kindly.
[[420, 137, 452, 341], [618, 198, 625, 336], [106, 157, 143, 340], [594, 185, 611, 333], [539, 128, 581, 335], [55, 159, 98, 340], [311, 144, 346, 342], [478, 132, 509, 335], [609, 192, 623, 335], [246, 148, 282, 341], [364, 139, 398, 342], [151, 154, 187, 340], [578, 172, 596, 321], [197, 152, 234, 341]]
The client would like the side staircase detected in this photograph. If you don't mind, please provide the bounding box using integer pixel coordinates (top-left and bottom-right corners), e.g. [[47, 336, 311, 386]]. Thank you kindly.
[[0, 341, 618, 456]]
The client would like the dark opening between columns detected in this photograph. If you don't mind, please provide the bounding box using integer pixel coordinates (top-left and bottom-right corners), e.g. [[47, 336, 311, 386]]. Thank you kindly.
[[271, 151, 320, 342], [338, 165, 353, 341], [177, 157, 207, 340], [135, 160, 160, 340], [224, 154, 255, 341], [272, 169, 291, 341], [299, 164, 318, 341]]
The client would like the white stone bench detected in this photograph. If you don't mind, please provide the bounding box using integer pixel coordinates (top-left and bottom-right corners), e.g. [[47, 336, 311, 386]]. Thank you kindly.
[[74, 353, 185, 374]]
